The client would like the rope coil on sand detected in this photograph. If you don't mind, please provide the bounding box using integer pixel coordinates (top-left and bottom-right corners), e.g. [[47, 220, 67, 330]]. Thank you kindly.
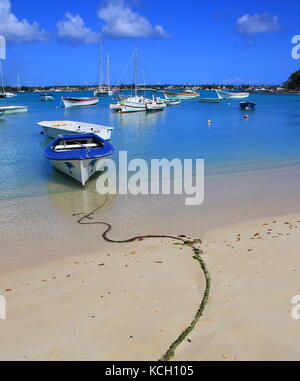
[[75, 195, 211, 361]]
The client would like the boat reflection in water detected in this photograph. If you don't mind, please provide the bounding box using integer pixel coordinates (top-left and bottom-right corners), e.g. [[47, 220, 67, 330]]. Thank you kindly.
[[47, 168, 116, 219]]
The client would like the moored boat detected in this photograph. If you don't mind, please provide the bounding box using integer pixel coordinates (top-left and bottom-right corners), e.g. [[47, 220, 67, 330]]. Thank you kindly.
[[146, 97, 166, 111], [162, 89, 199, 100], [120, 95, 149, 113], [62, 97, 99, 108], [94, 87, 109, 96], [0, 92, 17, 98], [40, 93, 54, 101], [162, 99, 181, 106], [217, 90, 249, 99], [110, 101, 122, 111], [37, 120, 113, 140], [0, 105, 28, 114], [199, 90, 223, 103], [240, 101, 256, 110], [44, 133, 114, 186]]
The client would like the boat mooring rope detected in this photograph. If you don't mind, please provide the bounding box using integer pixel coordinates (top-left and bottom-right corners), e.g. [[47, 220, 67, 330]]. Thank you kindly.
[[75, 195, 211, 361]]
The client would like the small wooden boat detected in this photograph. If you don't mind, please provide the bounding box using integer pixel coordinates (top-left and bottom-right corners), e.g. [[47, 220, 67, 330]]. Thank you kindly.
[[217, 90, 249, 99], [62, 97, 99, 108], [44, 133, 114, 186], [163, 89, 199, 100], [40, 93, 54, 101], [162, 99, 181, 106], [37, 120, 113, 140], [240, 102, 256, 110], [0, 105, 28, 114]]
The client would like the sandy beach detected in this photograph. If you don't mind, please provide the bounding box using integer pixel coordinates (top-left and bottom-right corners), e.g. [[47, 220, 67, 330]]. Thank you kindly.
[[1, 211, 300, 361]]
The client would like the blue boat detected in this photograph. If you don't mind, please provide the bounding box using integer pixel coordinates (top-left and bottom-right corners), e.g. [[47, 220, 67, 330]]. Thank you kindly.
[[240, 102, 256, 110], [44, 133, 114, 186]]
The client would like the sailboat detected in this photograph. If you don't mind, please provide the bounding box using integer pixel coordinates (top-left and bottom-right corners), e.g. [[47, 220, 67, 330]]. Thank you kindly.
[[17, 74, 25, 93], [0, 60, 16, 98], [120, 49, 150, 113], [94, 41, 108, 97]]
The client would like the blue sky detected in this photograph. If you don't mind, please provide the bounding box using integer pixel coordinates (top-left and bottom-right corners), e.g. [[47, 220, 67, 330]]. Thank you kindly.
[[0, 0, 300, 86]]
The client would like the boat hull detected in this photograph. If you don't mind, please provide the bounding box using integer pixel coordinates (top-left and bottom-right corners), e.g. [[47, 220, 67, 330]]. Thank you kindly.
[[41, 95, 54, 101], [163, 91, 199, 100], [217, 91, 249, 99], [240, 102, 256, 110], [121, 101, 146, 113], [199, 98, 222, 103], [62, 97, 99, 108], [39, 121, 113, 140], [49, 157, 108, 186], [146, 103, 166, 111], [0, 106, 28, 114], [110, 103, 122, 111]]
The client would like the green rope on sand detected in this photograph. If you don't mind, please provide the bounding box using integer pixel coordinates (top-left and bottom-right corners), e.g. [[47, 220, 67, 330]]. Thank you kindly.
[[159, 245, 211, 361], [75, 195, 211, 361]]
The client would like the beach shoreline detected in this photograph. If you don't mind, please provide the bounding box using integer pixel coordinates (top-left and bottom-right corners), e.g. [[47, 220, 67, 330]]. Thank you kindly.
[[1, 210, 300, 360]]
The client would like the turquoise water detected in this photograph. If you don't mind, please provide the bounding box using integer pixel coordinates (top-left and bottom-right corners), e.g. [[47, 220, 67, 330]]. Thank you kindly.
[[1, 90, 300, 201]]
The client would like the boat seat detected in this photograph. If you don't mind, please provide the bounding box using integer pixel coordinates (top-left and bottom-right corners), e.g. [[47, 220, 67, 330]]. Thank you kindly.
[[55, 143, 98, 150]]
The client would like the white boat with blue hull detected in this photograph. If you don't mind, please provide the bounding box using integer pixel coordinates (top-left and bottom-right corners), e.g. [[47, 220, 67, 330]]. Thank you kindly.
[[44, 133, 114, 186], [37, 120, 113, 140]]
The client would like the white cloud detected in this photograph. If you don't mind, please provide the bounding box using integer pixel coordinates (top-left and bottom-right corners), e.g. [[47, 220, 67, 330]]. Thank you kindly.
[[236, 13, 281, 35], [97, 0, 170, 39], [0, 0, 48, 43], [57, 12, 101, 46]]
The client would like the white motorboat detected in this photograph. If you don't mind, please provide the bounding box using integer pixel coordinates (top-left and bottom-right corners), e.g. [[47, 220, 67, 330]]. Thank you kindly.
[[217, 90, 249, 99], [0, 105, 28, 114], [40, 93, 54, 101], [120, 95, 149, 113], [62, 97, 99, 108], [37, 120, 113, 140], [146, 97, 166, 111], [44, 133, 114, 186]]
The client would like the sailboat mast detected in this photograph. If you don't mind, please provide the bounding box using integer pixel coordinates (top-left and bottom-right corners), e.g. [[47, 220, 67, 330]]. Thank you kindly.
[[100, 40, 103, 88], [134, 49, 138, 97], [107, 54, 110, 90], [0, 60, 4, 93]]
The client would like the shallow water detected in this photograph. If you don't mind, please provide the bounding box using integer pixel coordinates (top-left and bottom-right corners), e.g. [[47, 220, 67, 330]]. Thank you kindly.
[[1, 90, 300, 269], [1, 91, 300, 201]]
